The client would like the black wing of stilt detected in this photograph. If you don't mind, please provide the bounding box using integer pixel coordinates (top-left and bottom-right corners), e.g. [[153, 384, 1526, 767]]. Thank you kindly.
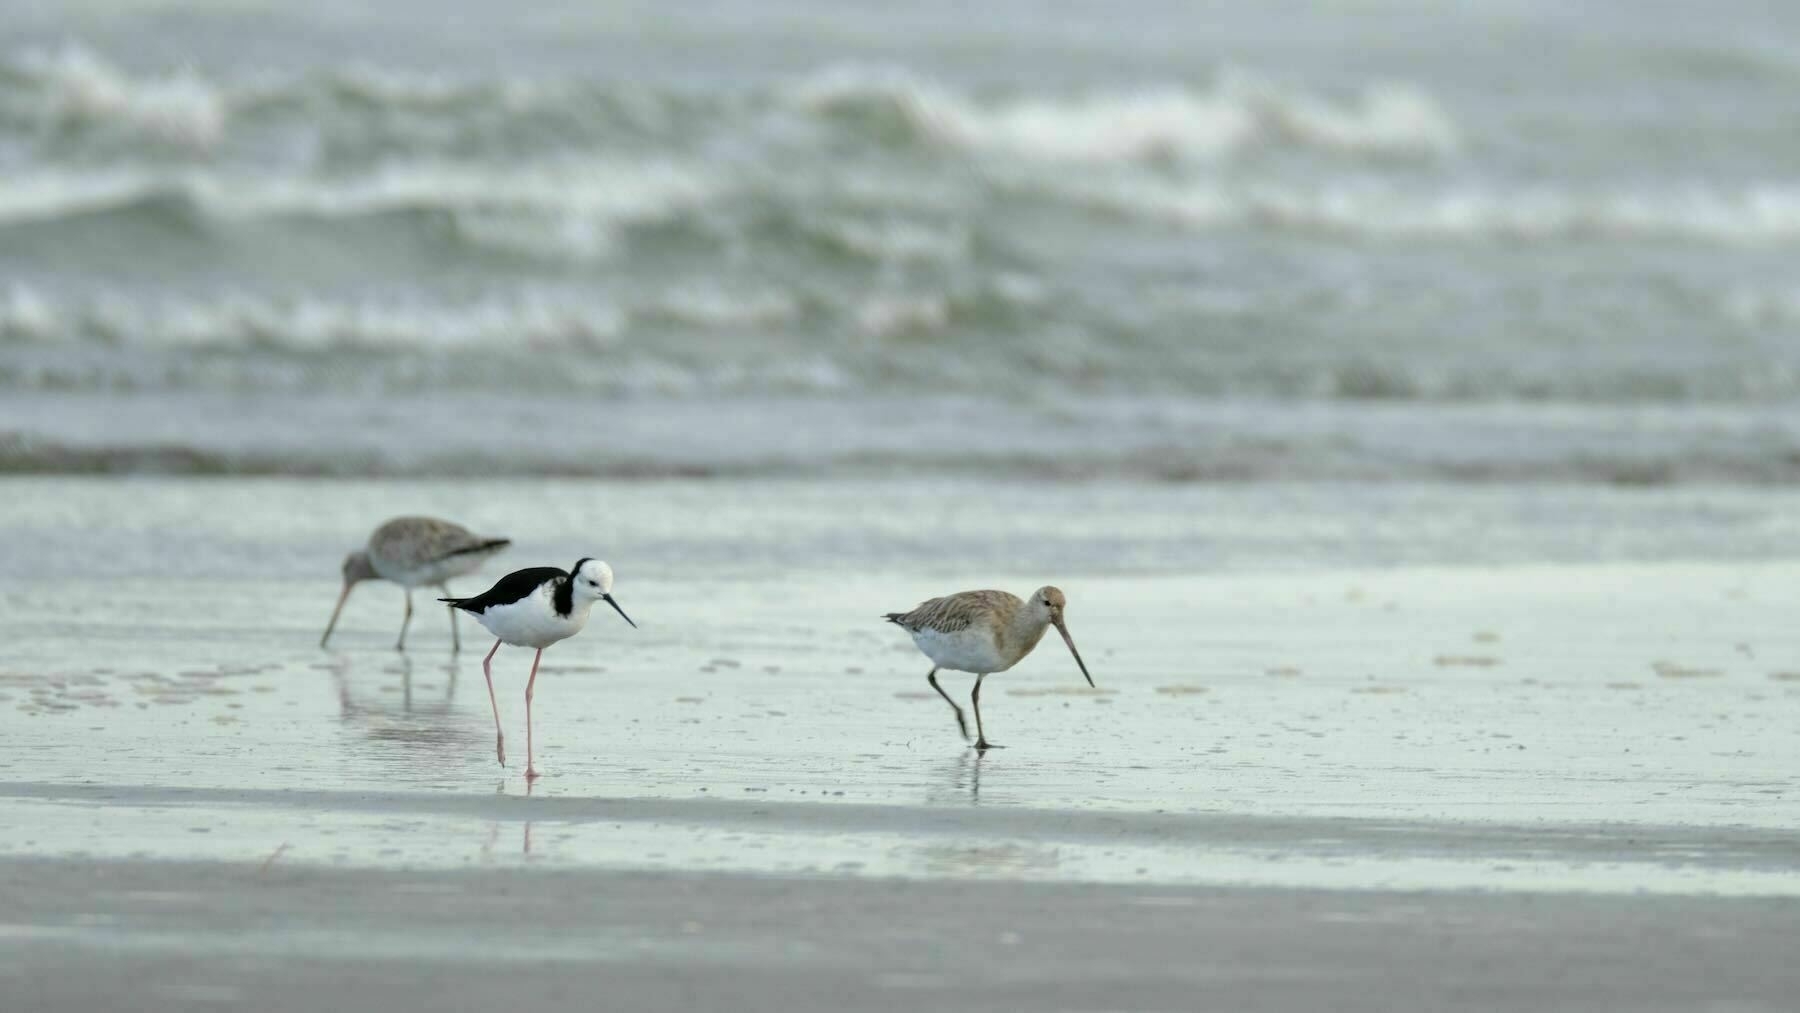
[[440, 566, 565, 613]]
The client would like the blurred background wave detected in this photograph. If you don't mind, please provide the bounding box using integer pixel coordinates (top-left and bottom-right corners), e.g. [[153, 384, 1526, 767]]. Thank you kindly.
[[3, 0, 1798, 481]]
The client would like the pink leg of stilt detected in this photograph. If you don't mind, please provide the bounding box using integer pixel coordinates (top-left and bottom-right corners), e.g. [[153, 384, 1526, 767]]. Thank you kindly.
[[524, 648, 544, 780], [481, 639, 505, 767]]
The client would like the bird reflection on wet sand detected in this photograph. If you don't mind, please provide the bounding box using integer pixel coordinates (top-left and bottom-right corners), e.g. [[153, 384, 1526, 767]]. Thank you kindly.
[[328, 655, 477, 761], [929, 749, 986, 806], [482, 780, 536, 859]]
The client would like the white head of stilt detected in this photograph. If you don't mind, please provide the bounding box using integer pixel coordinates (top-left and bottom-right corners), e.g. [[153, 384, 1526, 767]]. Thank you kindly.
[[570, 559, 614, 600], [569, 558, 635, 628]]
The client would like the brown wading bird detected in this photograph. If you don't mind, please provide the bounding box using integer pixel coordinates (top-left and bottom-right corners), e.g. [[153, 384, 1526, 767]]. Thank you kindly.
[[884, 586, 1094, 750], [320, 516, 511, 652]]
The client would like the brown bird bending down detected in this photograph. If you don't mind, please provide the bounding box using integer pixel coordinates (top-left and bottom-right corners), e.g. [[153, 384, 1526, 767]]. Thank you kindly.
[[320, 516, 510, 652], [884, 586, 1094, 750]]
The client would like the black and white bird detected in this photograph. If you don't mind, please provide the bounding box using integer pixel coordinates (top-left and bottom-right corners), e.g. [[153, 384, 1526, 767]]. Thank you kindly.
[[441, 558, 636, 779], [321, 516, 511, 652]]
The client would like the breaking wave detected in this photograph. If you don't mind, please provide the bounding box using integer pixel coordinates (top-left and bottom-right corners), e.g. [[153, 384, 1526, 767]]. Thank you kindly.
[[3, 281, 1797, 405], [4, 46, 1797, 253], [7, 167, 1800, 262], [0, 163, 724, 268], [786, 63, 1459, 163], [1035, 175, 1800, 243], [2, 45, 1459, 164], [5, 37, 1800, 481], [0, 44, 227, 150]]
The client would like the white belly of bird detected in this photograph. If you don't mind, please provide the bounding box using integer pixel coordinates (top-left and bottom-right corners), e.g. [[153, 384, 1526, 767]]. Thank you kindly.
[[470, 590, 593, 649], [911, 625, 1014, 674]]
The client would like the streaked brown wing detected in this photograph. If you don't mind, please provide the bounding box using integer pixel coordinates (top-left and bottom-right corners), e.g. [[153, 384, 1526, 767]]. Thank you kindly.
[[370, 516, 484, 567], [887, 589, 1020, 634]]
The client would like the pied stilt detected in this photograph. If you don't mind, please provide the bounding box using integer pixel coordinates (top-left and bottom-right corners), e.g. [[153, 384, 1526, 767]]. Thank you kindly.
[[441, 558, 636, 779]]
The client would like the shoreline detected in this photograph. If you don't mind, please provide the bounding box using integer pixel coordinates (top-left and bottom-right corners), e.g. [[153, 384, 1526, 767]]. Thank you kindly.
[[6, 780, 1799, 897], [7, 856, 1800, 1013]]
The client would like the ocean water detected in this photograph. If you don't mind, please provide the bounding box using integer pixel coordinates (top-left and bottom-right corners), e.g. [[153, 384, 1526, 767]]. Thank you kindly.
[[2, 1, 1799, 480]]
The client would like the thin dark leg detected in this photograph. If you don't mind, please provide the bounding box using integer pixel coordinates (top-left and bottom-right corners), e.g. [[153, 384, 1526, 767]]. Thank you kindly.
[[972, 672, 1001, 751], [395, 590, 414, 651], [440, 584, 460, 653], [524, 648, 544, 780], [928, 668, 969, 742], [481, 639, 505, 766]]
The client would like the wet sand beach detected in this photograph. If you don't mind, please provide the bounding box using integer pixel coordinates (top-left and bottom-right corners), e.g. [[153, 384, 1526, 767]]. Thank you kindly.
[[3, 478, 1798, 1009], [7, 860, 1800, 1013]]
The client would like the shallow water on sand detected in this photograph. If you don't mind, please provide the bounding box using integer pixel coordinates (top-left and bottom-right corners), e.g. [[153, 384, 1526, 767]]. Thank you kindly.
[[1, 477, 1797, 896]]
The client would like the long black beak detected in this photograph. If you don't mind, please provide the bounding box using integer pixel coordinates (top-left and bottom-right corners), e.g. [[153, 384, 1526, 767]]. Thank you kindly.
[[1053, 616, 1094, 688], [320, 582, 352, 648], [603, 594, 637, 628]]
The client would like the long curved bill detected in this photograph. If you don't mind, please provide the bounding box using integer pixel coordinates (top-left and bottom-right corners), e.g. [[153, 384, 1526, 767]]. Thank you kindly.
[[1053, 617, 1095, 687], [603, 594, 637, 629], [320, 583, 353, 648]]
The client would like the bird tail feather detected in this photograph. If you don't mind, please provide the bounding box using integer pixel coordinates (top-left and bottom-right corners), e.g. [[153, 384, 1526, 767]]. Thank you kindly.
[[437, 538, 511, 562]]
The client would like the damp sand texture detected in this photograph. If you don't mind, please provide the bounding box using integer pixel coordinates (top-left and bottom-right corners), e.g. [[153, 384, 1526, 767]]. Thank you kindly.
[[3, 478, 1800, 1010]]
